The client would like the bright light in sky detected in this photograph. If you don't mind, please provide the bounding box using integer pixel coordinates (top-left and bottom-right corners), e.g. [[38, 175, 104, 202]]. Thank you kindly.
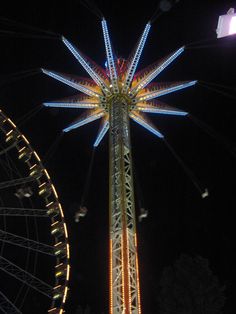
[[217, 8, 236, 38], [229, 16, 236, 35]]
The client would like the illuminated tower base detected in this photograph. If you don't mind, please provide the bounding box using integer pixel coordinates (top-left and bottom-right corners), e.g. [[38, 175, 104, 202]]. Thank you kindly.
[[109, 97, 141, 314]]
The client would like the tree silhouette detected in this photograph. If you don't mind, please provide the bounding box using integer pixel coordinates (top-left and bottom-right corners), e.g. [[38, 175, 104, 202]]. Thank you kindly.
[[75, 305, 83, 314], [158, 254, 225, 314], [75, 304, 91, 314]]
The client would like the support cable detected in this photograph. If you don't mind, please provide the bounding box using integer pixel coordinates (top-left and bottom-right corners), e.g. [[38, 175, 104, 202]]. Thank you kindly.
[[198, 81, 236, 101], [0, 69, 41, 88], [149, 8, 164, 24], [198, 80, 236, 92], [162, 138, 208, 198], [80, 148, 95, 206], [0, 16, 60, 37], [186, 34, 236, 50], [17, 104, 43, 127], [42, 132, 64, 165], [80, 0, 104, 19], [186, 44, 231, 50], [150, 0, 180, 24], [188, 114, 236, 158], [0, 30, 59, 40], [132, 160, 145, 210], [186, 37, 218, 49]]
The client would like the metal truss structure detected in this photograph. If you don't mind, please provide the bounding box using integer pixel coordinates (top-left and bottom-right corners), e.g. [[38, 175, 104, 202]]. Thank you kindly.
[[0, 109, 70, 314], [0, 229, 55, 255], [0, 256, 53, 298], [42, 18, 196, 314], [0, 290, 21, 314]]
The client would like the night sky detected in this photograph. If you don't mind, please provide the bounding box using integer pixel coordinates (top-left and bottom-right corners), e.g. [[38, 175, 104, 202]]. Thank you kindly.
[[0, 1, 236, 313]]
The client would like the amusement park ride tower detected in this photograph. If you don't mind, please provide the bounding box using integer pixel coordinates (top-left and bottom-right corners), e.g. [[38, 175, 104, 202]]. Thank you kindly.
[[42, 19, 196, 314]]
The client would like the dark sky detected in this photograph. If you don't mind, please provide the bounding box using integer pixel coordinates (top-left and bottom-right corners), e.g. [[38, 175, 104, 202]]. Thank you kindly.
[[0, 1, 236, 313]]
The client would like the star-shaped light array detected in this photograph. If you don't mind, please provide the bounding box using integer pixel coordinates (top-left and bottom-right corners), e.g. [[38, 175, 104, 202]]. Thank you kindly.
[[42, 19, 197, 146]]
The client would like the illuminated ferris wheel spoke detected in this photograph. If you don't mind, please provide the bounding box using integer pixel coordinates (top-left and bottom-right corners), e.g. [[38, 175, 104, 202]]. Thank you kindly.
[[41, 69, 103, 99], [136, 80, 197, 102], [0, 256, 53, 298], [0, 229, 55, 255], [130, 46, 185, 95], [0, 290, 22, 314], [122, 23, 151, 93], [101, 19, 119, 93], [0, 143, 16, 156], [0, 207, 47, 217], [62, 36, 110, 95], [0, 176, 35, 190]]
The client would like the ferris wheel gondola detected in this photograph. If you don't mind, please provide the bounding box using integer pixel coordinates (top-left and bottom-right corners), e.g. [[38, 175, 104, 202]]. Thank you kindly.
[[0, 109, 70, 313]]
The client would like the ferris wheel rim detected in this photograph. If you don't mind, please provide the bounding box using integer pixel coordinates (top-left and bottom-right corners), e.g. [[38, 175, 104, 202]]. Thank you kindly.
[[0, 108, 70, 313]]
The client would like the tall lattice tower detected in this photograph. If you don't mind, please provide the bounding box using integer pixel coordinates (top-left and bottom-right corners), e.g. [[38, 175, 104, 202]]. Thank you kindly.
[[42, 18, 196, 314]]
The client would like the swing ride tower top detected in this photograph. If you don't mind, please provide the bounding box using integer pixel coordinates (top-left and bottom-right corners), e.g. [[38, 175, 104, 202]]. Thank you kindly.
[[42, 18, 196, 314]]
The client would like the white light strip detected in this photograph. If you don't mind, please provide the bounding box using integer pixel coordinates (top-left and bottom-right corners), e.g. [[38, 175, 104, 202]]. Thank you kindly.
[[43, 102, 99, 109], [122, 23, 151, 93], [130, 113, 164, 138], [93, 120, 109, 147], [136, 106, 188, 116], [41, 68, 101, 98], [102, 20, 119, 93], [137, 80, 197, 102], [132, 46, 185, 94], [63, 111, 104, 132], [62, 37, 109, 94]]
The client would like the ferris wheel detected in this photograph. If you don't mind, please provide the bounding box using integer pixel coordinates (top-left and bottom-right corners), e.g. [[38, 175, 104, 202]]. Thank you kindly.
[[0, 108, 70, 314]]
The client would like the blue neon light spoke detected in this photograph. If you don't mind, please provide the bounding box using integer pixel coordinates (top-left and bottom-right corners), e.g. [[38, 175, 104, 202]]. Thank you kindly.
[[136, 106, 188, 116], [93, 119, 109, 147], [130, 113, 164, 138], [122, 23, 151, 93], [41, 69, 102, 98], [132, 46, 185, 95], [43, 21, 197, 146], [62, 37, 109, 94], [137, 80, 197, 102], [43, 102, 99, 109], [102, 20, 119, 93], [63, 112, 104, 133]]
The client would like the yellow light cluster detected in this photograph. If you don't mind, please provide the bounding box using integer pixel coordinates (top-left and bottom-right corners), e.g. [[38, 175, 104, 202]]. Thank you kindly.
[[29, 164, 42, 179], [51, 221, 63, 236], [18, 146, 32, 162], [54, 241, 66, 256]]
